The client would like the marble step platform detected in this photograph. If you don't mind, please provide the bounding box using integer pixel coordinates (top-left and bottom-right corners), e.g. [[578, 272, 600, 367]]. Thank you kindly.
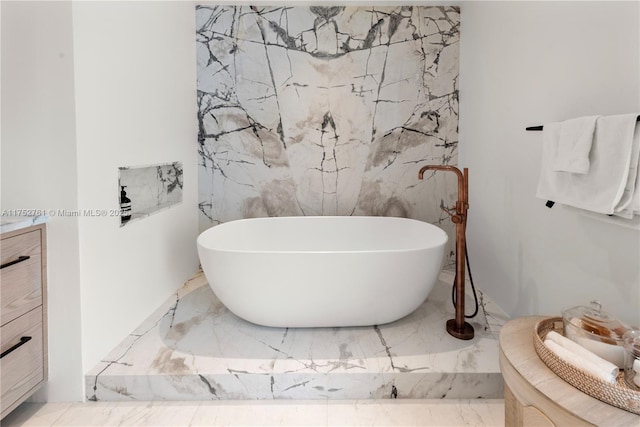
[[86, 271, 508, 401]]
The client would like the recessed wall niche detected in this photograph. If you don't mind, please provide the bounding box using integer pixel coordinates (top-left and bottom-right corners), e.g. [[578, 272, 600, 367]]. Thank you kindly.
[[118, 162, 183, 226]]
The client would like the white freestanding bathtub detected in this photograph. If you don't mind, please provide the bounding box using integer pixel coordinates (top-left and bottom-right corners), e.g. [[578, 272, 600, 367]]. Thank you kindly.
[[197, 216, 448, 328]]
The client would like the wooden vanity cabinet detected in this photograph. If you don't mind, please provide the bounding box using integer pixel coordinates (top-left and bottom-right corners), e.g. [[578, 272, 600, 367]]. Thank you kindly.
[[1, 224, 47, 419]]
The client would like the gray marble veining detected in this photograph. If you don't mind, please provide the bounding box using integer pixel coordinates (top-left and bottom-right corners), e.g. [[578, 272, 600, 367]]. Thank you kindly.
[[196, 5, 461, 263], [86, 271, 507, 401]]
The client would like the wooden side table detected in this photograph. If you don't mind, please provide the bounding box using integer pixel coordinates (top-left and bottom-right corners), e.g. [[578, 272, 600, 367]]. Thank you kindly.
[[499, 316, 639, 426]]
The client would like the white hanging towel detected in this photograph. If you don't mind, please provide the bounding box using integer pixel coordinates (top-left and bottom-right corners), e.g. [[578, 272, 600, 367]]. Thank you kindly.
[[628, 164, 640, 217], [613, 121, 640, 218], [537, 113, 639, 215], [552, 115, 598, 174]]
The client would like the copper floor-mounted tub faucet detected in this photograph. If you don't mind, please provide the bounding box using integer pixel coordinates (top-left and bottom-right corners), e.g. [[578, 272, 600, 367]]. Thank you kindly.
[[418, 165, 474, 340]]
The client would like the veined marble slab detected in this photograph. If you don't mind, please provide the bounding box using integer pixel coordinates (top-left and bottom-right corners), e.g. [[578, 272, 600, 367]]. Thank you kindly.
[[0, 215, 49, 234], [196, 5, 461, 267], [86, 271, 507, 401]]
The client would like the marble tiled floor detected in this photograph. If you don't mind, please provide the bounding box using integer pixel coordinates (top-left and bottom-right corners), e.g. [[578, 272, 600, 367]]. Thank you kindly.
[[3, 399, 505, 426], [86, 270, 508, 401]]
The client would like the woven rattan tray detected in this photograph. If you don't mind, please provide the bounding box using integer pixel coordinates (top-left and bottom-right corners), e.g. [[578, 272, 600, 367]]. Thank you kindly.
[[533, 317, 640, 415]]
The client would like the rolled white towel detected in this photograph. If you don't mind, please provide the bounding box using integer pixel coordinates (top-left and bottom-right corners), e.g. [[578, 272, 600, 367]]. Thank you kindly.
[[544, 338, 618, 384], [547, 330, 620, 369]]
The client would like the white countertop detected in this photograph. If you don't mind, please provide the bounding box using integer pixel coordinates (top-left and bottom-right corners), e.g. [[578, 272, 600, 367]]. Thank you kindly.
[[0, 215, 49, 234]]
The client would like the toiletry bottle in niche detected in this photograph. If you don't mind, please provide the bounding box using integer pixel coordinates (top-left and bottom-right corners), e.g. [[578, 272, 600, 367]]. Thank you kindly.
[[120, 186, 132, 224]]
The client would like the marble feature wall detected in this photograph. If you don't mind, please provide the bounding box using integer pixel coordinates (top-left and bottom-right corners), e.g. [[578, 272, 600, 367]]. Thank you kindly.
[[196, 5, 460, 236], [118, 162, 183, 225]]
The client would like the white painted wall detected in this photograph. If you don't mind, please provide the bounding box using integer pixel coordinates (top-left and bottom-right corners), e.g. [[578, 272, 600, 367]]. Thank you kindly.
[[71, 1, 200, 372], [459, 1, 640, 326], [1, 0, 84, 401], [2, 0, 199, 401]]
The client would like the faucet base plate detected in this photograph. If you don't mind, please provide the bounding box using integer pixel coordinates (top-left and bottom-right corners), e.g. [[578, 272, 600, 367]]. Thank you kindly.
[[446, 319, 474, 340]]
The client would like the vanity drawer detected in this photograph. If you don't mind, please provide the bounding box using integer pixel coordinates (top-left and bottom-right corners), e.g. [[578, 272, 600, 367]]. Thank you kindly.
[[0, 307, 45, 416], [1, 230, 43, 326]]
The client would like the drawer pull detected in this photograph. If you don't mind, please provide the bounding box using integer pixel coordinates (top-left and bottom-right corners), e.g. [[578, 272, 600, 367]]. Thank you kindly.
[[0, 255, 31, 270], [1, 336, 32, 359]]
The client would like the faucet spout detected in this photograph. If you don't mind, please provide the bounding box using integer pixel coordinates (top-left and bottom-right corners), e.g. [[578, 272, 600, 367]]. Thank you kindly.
[[419, 165, 474, 340], [418, 165, 468, 218]]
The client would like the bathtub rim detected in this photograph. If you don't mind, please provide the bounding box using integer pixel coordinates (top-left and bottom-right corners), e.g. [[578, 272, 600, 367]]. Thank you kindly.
[[197, 215, 449, 255]]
